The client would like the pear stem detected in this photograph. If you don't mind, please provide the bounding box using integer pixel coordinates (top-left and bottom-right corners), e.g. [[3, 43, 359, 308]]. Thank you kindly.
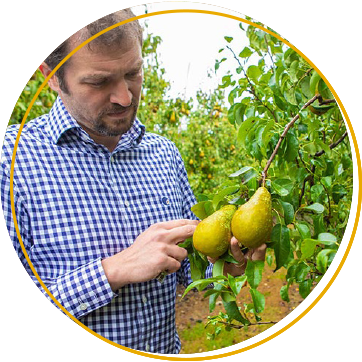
[[260, 94, 320, 186]]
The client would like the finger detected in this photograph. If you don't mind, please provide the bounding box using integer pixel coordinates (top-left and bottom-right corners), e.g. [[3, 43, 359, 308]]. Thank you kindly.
[[164, 223, 198, 244], [230, 237, 246, 264], [167, 244, 188, 262], [155, 219, 200, 230], [250, 243, 267, 261], [162, 256, 183, 275]]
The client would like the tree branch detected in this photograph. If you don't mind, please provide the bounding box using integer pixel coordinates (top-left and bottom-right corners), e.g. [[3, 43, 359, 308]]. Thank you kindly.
[[260, 94, 320, 186], [298, 131, 348, 206], [218, 320, 277, 330], [314, 131, 348, 157]]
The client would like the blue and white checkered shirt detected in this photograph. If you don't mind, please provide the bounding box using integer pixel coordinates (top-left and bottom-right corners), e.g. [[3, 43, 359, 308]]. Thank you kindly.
[[1, 96, 208, 354]]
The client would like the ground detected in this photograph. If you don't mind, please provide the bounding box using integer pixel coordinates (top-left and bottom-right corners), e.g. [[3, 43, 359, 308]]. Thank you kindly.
[[175, 262, 304, 354]]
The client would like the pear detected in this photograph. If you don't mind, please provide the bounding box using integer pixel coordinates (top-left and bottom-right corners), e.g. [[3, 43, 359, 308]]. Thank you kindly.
[[231, 187, 273, 249], [193, 205, 237, 258]]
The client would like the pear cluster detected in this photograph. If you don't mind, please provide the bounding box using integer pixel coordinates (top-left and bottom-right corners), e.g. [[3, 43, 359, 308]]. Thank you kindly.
[[193, 187, 273, 258]]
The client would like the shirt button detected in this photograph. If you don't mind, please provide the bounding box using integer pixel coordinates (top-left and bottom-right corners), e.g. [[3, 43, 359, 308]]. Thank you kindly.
[[80, 303, 88, 311], [124, 200, 130, 207], [110, 155, 115, 163], [145, 343, 150, 352], [142, 296, 147, 304]]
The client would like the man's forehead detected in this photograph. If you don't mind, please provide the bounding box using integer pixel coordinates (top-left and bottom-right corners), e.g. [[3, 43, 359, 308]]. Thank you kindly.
[[67, 36, 142, 64]]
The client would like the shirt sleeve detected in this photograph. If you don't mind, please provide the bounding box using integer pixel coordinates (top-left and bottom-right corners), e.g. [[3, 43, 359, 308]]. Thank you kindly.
[[0, 156, 116, 319]]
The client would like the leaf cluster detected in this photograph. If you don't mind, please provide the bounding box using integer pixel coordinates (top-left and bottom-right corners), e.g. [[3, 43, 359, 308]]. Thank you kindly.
[[182, 22, 352, 333]]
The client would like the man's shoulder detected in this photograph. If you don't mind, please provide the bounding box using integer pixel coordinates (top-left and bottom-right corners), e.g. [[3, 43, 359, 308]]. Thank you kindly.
[[2, 115, 49, 162], [6, 115, 48, 140]]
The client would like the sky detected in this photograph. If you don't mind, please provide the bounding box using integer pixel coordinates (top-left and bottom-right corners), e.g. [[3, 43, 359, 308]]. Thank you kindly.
[[132, 3, 250, 101]]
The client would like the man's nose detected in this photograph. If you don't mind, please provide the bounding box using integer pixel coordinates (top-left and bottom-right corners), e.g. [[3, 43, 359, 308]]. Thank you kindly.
[[110, 80, 132, 107]]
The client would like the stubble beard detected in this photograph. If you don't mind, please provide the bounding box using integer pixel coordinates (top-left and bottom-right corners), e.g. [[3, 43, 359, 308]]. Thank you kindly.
[[92, 102, 138, 137]]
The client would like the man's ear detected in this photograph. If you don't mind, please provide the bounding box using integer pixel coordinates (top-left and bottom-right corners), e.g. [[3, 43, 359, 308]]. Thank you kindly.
[[39, 62, 61, 93]]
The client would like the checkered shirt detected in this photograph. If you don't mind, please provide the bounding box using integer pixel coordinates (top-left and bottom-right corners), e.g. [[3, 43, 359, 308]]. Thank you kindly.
[[1, 96, 211, 354]]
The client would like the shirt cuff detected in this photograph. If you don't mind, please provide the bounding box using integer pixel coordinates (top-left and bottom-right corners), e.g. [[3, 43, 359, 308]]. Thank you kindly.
[[55, 258, 116, 319]]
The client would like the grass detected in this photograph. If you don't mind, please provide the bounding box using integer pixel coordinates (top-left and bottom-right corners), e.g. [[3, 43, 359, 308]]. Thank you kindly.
[[179, 322, 242, 354]]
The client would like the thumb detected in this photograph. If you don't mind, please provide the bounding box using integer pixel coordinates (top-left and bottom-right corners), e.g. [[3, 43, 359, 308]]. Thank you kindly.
[[230, 237, 246, 264]]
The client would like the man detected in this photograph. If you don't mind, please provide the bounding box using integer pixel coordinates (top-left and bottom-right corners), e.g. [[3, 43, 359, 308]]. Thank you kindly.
[[1, 9, 265, 354]]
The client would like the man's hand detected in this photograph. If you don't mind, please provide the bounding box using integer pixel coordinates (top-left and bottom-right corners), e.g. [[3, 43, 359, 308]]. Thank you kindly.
[[209, 237, 267, 277], [101, 219, 199, 291]]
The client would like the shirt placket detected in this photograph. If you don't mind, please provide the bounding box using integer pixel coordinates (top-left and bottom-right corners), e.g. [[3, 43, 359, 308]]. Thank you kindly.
[[108, 153, 133, 243]]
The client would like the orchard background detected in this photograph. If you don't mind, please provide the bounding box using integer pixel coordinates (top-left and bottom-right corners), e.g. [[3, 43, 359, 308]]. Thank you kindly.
[[8, 16, 352, 354]]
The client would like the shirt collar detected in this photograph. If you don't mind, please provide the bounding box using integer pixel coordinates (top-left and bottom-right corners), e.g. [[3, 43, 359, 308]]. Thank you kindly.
[[48, 96, 81, 145], [47, 96, 146, 151]]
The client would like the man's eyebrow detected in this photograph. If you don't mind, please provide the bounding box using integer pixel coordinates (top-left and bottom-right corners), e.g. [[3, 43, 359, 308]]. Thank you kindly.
[[131, 60, 144, 70], [80, 74, 109, 82], [80, 61, 144, 82]]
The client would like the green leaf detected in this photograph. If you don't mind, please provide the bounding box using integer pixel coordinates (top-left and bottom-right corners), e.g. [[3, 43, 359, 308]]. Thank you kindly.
[[280, 284, 290, 302], [250, 288, 265, 314], [229, 166, 254, 178], [212, 259, 225, 278], [223, 301, 250, 325], [247, 65, 262, 83], [221, 291, 236, 303], [295, 263, 311, 283], [284, 85, 298, 105], [189, 249, 209, 282], [279, 200, 295, 225], [284, 133, 299, 161], [332, 185, 347, 203], [317, 232, 337, 245], [237, 117, 257, 146], [182, 277, 215, 297], [288, 60, 299, 83], [302, 203, 325, 214], [212, 185, 239, 210], [239, 47, 253, 58], [310, 184, 324, 203], [298, 279, 312, 298], [270, 224, 291, 271], [316, 249, 336, 274], [295, 223, 311, 240], [230, 275, 247, 296], [273, 94, 287, 111], [309, 70, 321, 95], [272, 178, 294, 197], [261, 119, 275, 149], [245, 260, 265, 289], [191, 201, 213, 220], [300, 238, 318, 260], [209, 283, 223, 313], [224, 36, 233, 43]]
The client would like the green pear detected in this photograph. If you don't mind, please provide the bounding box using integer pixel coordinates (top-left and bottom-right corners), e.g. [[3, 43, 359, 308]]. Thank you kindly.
[[231, 187, 273, 249], [193, 205, 237, 258]]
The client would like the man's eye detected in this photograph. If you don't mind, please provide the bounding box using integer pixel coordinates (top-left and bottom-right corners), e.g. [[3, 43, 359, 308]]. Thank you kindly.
[[89, 80, 107, 87], [127, 71, 141, 78]]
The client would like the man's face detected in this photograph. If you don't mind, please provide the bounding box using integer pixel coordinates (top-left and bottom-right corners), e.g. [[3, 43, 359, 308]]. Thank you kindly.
[[56, 37, 143, 146]]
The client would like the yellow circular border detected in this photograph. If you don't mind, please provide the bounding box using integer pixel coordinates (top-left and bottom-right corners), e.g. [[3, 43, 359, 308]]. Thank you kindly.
[[9, 8, 361, 361]]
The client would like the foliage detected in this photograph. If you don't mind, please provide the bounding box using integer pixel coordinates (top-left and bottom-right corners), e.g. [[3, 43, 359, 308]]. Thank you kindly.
[[9, 71, 57, 126], [182, 21, 352, 337], [138, 33, 251, 196]]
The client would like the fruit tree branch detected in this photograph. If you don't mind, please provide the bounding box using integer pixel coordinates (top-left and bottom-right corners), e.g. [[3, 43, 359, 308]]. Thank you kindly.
[[218, 320, 277, 330], [260, 94, 320, 186]]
